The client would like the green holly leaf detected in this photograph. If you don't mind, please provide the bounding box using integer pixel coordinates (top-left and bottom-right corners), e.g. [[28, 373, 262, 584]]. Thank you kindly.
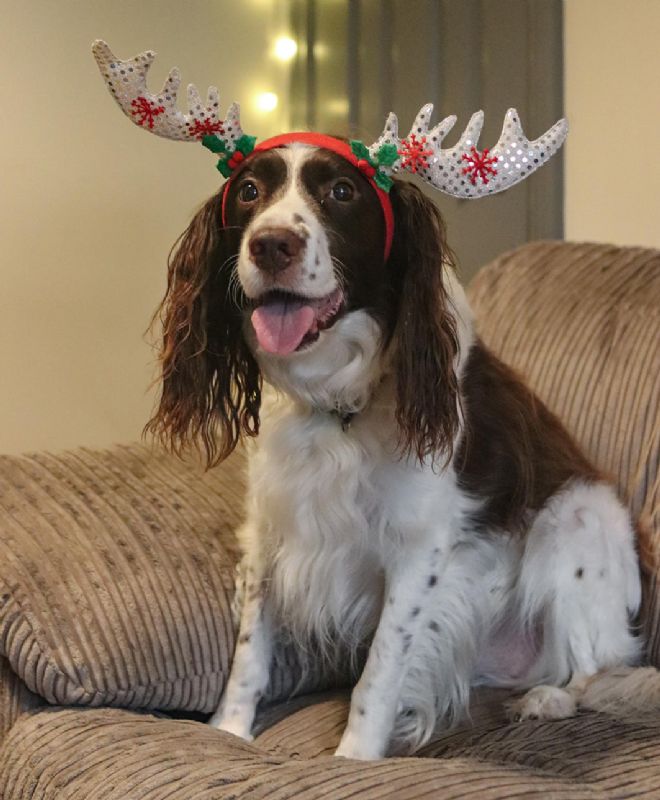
[[376, 142, 399, 167], [202, 134, 227, 154], [215, 158, 233, 178], [350, 139, 372, 163], [235, 134, 257, 156], [374, 170, 393, 192]]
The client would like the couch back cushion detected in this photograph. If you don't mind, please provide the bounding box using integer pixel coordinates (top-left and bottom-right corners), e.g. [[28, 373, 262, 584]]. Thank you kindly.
[[468, 241, 659, 663]]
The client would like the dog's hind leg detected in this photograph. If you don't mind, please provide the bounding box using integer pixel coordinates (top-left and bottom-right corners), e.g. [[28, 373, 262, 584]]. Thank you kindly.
[[508, 480, 642, 722]]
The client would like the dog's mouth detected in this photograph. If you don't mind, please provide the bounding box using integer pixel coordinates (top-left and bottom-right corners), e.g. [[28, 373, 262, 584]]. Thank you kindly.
[[250, 287, 345, 355]]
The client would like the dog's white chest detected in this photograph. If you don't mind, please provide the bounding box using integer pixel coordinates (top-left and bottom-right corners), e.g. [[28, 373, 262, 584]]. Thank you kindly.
[[244, 397, 467, 645], [247, 403, 392, 641]]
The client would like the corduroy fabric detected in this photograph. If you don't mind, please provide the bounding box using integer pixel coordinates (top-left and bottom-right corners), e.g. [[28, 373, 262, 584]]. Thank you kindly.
[[0, 709, 648, 800], [0, 656, 40, 743], [0, 444, 243, 712], [5, 705, 653, 800], [468, 241, 660, 664], [0, 445, 346, 719]]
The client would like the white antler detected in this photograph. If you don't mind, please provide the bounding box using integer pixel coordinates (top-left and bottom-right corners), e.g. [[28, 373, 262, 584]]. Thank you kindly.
[[91, 40, 246, 147], [368, 104, 568, 198]]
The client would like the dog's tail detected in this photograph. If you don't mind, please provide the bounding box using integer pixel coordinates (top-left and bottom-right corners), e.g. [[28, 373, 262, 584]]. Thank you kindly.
[[578, 666, 660, 716]]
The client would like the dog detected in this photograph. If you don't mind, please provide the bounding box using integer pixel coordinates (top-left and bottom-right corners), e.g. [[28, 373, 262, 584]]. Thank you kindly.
[[141, 140, 650, 760]]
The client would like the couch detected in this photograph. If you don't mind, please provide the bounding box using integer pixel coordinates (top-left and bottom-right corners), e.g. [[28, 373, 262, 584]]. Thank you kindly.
[[0, 241, 658, 799]]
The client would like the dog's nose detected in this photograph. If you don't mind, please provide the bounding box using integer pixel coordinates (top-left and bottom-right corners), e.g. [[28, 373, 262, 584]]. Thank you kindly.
[[249, 228, 305, 275]]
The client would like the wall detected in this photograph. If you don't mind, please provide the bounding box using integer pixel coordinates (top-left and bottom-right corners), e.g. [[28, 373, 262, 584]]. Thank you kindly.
[[564, 0, 660, 248], [0, 0, 290, 455]]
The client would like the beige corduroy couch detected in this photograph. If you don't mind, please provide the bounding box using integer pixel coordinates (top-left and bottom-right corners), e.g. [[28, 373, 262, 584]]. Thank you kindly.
[[0, 241, 658, 799]]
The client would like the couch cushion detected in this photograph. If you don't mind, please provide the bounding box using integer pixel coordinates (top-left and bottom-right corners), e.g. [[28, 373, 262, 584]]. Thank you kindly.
[[0, 444, 245, 712], [467, 241, 660, 662], [1, 705, 640, 800], [0, 656, 40, 742]]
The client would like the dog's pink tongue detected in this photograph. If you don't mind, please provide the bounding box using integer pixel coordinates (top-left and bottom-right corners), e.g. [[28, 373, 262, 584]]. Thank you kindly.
[[251, 299, 316, 355]]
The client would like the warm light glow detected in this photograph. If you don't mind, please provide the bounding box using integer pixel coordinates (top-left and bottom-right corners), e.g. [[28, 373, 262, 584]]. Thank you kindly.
[[255, 91, 279, 112], [273, 36, 298, 62], [326, 98, 349, 116]]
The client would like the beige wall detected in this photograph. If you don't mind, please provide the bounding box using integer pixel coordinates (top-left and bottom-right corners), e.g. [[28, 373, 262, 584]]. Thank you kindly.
[[564, 0, 660, 248], [1, 0, 290, 455], [3, 1, 659, 456]]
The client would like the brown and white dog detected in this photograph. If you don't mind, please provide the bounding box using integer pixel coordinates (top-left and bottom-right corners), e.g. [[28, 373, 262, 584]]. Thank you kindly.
[[145, 141, 647, 759]]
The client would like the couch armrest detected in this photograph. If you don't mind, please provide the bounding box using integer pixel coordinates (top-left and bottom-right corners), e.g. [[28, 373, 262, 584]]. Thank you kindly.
[[0, 656, 41, 744], [0, 443, 245, 712]]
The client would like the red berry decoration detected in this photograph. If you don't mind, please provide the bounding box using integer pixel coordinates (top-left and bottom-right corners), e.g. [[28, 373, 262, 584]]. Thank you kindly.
[[227, 151, 245, 169], [461, 146, 498, 186], [357, 158, 376, 178]]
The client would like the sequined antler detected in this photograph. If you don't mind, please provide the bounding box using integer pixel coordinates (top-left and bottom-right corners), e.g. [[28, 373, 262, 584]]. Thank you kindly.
[[366, 104, 568, 198], [93, 41, 567, 195], [92, 40, 254, 174]]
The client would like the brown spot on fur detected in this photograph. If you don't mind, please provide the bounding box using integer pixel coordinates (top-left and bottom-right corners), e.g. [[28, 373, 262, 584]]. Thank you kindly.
[[144, 189, 261, 467], [388, 182, 460, 465], [456, 342, 601, 534]]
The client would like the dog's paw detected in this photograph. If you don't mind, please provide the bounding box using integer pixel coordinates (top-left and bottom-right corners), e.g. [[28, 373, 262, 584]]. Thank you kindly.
[[335, 732, 384, 761], [208, 710, 254, 741], [507, 685, 578, 722]]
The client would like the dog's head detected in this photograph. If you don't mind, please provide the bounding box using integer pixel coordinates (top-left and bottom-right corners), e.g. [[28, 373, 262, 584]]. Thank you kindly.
[[147, 141, 460, 465], [92, 43, 567, 471]]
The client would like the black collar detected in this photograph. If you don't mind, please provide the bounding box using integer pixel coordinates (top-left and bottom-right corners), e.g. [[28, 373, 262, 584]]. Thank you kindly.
[[331, 408, 356, 432]]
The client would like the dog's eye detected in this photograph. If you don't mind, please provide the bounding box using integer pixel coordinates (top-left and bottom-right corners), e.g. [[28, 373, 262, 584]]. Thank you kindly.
[[331, 181, 354, 202], [239, 182, 259, 203]]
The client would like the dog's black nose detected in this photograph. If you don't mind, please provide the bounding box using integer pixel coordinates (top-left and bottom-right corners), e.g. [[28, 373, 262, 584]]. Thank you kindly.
[[249, 228, 305, 274]]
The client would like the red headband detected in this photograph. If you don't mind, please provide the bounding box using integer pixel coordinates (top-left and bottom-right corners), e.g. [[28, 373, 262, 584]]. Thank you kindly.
[[221, 132, 394, 261]]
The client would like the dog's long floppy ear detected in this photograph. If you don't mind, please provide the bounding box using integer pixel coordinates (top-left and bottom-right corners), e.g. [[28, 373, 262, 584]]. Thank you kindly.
[[145, 189, 260, 466], [388, 180, 460, 466]]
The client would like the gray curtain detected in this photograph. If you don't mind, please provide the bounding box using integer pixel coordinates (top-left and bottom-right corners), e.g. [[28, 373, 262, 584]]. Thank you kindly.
[[290, 0, 564, 281]]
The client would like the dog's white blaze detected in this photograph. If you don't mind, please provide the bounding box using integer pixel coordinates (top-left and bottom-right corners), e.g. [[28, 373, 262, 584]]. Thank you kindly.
[[237, 145, 337, 300]]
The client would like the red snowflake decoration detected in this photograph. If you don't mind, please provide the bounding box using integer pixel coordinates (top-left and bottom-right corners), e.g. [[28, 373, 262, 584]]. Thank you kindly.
[[461, 147, 498, 186], [188, 118, 225, 140], [130, 96, 165, 129], [397, 134, 433, 173]]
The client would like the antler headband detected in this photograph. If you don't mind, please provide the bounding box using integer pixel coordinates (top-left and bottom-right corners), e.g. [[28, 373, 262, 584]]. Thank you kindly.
[[92, 40, 568, 257]]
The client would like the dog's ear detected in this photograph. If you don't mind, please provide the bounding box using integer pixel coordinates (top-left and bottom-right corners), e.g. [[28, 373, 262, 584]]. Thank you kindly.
[[145, 189, 260, 466], [387, 180, 460, 466]]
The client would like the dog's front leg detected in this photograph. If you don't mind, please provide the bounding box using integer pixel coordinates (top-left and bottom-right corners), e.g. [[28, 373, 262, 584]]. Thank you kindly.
[[335, 542, 444, 760], [209, 552, 272, 741]]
